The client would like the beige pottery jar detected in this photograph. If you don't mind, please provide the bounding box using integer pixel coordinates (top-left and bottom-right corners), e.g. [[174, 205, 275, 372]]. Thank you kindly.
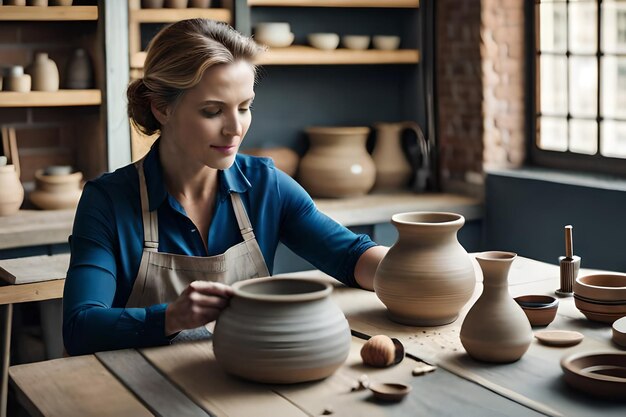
[[374, 212, 475, 326], [460, 252, 533, 363], [0, 165, 24, 216], [26, 53, 59, 92], [241, 147, 299, 177], [30, 169, 82, 210], [213, 277, 351, 384], [298, 127, 375, 198], [371, 121, 423, 190]]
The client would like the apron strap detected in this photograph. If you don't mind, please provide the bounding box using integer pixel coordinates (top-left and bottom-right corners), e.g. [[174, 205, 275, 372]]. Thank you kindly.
[[135, 158, 159, 252], [230, 193, 256, 242]]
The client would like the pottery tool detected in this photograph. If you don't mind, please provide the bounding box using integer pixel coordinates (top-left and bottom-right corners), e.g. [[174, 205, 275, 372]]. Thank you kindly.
[[556, 225, 581, 296]]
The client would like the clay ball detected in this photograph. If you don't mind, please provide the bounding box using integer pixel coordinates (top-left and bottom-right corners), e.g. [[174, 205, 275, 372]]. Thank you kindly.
[[360, 335, 396, 367]]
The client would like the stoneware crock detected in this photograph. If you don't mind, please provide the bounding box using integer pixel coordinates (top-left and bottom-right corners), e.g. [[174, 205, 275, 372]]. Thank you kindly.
[[29, 169, 82, 210], [460, 251, 533, 363], [374, 212, 475, 326], [213, 277, 351, 384]]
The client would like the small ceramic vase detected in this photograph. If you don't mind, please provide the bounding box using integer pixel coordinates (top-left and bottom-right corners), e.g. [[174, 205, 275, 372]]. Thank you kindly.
[[65, 48, 94, 89], [241, 147, 299, 177], [26, 53, 59, 92], [4, 66, 31, 93], [30, 169, 83, 210], [298, 127, 376, 198], [0, 164, 24, 216], [374, 212, 476, 326], [213, 277, 351, 384], [460, 251, 533, 363]]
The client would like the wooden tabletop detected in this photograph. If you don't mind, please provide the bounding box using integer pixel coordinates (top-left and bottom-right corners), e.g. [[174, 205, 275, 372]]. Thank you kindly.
[[9, 258, 626, 417]]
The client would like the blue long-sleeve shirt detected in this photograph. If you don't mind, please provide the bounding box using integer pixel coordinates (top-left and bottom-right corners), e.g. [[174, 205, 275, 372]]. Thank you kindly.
[[63, 141, 377, 355]]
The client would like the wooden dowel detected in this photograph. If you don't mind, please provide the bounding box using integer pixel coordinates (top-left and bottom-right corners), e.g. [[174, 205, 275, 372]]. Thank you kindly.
[[564, 225, 573, 258]]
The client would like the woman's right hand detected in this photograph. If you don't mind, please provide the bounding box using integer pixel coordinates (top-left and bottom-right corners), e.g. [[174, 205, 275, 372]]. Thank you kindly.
[[164, 281, 234, 336]]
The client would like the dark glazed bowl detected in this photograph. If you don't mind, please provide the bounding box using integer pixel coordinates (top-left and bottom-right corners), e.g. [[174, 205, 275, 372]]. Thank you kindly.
[[515, 295, 559, 326]]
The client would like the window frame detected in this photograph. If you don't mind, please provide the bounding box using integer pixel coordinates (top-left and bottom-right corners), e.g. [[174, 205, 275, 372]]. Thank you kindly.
[[527, 0, 626, 177]]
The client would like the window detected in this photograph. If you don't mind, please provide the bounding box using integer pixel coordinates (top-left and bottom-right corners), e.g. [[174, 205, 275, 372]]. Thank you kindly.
[[532, 0, 626, 175]]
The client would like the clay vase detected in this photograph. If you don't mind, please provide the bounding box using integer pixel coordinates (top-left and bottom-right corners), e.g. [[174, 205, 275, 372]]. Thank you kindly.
[[26, 53, 59, 92], [298, 127, 376, 198], [374, 212, 475, 326], [213, 277, 351, 384], [30, 169, 83, 210], [371, 121, 420, 190], [4, 66, 31, 93], [460, 251, 533, 363], [241, 147, 299, 177], [65, 48, 94, 89], [0, 165, 24, 216]]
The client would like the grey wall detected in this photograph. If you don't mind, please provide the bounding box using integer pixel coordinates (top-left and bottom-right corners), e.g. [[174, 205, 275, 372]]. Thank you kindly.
[[485, 170, 626, 273]]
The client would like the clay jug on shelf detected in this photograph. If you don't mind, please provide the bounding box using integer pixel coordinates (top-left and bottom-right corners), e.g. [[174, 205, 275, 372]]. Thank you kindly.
[[298, 126, 376, 198], [371, 121, 426, 191], [65, 48, 94, 89], [460, 251, 533, 363], [241, 146, 299, 177], [374, 211, 476, 326], [0, 164, 24, 216], [29, 169, 83, 210], [213, 277, 351, 384], [26, 53, 59, 92]]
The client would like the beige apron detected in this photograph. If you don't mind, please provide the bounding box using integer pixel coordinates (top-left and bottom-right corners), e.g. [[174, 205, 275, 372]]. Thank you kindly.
[[125, 159, 269, 339]]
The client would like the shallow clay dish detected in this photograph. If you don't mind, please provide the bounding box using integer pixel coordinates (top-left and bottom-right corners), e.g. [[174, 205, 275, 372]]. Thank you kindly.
[[613, 316, 626, 348], [574, 274, 626, 302], [578, 309, 625, 324], [369, 382, 412, 402], [574, 296, 626, 315], [515, 295, 559, 326], [561, 352, 626, 400], [535, 330, 584, 347]]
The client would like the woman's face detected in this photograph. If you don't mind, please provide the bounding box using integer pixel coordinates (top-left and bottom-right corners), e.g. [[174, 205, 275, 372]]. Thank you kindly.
[[160, 60, 256, 170]]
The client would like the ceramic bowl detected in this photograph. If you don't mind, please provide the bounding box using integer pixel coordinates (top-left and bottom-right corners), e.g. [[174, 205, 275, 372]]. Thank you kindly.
[[574, 296, 626, 315], [560, 352, 626, 400], [308, 33, 340, 50], [43, 165, 73, 176], [574, 274, 626, 302], [577, 309, 625, 324], [369, 382, 412, 402], [372, 35, 401, 50], [514, 295, 559, 326], [255, 31, 295, 48], [342, 35, 370, 50], [613, 316, 626, 348]]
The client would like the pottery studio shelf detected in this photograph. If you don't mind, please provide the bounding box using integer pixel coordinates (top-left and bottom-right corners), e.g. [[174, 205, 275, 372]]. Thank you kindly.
[[0, 5, 98, 21], [248, 0, 419, 7], [0, 90, 102, 107], [255, 46, 420, 65], [0, 209, 75, 250], [129, 7, 231, 24]]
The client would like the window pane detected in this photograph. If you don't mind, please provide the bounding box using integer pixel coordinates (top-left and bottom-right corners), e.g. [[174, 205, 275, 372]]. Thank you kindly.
[[569, 2, 598, 54], [601, 120, 626, 157], [602, 1, 626, 54], [539, 2, 567, 53], [601, 56, 626, 119], [570, 119, 598, 154], [569, 56, 598, 117], [538, 116, 568, 151], [540, 55, 568, 115]]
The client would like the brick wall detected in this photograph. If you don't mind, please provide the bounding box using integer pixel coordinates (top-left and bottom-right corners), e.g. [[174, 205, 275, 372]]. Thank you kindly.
[[436, 0, 526, 196]]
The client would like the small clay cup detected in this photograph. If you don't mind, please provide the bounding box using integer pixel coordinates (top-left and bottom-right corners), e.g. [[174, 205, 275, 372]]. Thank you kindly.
[[514, 295, 559, 326]]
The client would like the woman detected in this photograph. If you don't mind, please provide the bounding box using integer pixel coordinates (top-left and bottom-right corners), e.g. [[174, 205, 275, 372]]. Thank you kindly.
[[63, 19, 387, 355]]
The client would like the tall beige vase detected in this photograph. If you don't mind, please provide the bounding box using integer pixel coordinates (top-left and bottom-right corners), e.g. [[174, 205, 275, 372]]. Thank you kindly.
[[371, 122, 419, 190], [213, 277, 351, 384], [298, 126, 376, 198], [460, 251, 533, 363], [374, 212, 476, 326], [0, 165, 24, 216], [26, 53, 59, 92]]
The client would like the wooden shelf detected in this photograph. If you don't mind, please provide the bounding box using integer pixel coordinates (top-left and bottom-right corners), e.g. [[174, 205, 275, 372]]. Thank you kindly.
[[314, 192, 483, 227], [129, 8, 231, 24], [0, 5, 98, 21], [0, 90, 101, 107], [248, 0, 419, 7], [0, 209, 74, 250], [256, 46, 419, 65]]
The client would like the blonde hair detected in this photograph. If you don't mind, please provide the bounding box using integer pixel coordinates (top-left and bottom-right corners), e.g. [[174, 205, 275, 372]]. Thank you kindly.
[[127, 19, 263, 136]]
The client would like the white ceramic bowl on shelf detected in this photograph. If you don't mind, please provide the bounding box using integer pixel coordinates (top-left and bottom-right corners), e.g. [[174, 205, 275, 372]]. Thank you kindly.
[[254, 22, 295, 48], [372, 35, 401, 51], [308, 33, 340, 50], [342, 35, 370, 50]]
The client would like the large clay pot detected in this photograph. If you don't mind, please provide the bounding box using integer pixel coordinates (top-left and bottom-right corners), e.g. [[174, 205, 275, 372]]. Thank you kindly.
[[30, 169, 83, 210], [0, 165, 24, 216], [213, 277, 351, 384], [65, 48, 94, 89], [371, 121, 423, 190], [460, 251, 533, 363], [241, 147, 299, 177], [298, 127, 375, 198], [26, 53, 59, 92], [374, 212, 475, 326]]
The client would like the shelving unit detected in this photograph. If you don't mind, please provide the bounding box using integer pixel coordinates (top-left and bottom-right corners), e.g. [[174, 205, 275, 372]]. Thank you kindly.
[[248, 0, 418, 7], [0, 90, 102, 108], [0, 5, 97, 21], [257, 46, 419, 65]]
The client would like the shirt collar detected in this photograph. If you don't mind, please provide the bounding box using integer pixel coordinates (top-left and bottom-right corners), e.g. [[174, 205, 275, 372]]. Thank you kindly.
[[142, 140, 251, 211]]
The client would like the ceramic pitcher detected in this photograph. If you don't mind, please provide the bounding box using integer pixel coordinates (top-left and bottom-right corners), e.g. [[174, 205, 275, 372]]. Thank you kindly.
[[460, 251, 533, 363], [213, 277, 351, 384], [26, 53, 59, 92], [298, 126, 376, 198], [0, 164, 24, 216], [374, 212, 476, 326]]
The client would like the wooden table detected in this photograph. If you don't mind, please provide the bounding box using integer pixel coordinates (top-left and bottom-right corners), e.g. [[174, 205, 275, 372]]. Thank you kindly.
[[9, 257, 626, 417]]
